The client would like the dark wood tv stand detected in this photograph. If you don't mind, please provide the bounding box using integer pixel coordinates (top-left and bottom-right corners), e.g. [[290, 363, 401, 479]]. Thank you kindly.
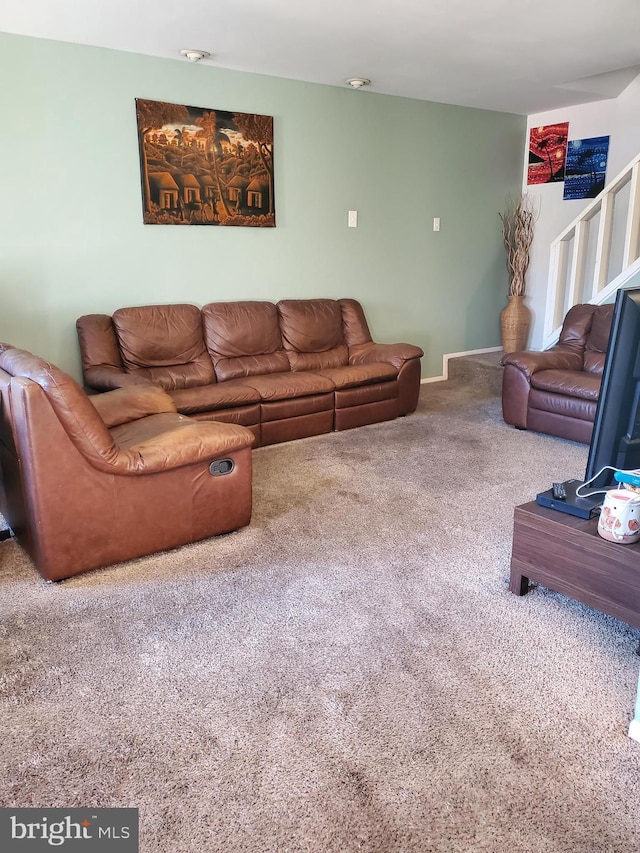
[[510, 501, 640, 629]]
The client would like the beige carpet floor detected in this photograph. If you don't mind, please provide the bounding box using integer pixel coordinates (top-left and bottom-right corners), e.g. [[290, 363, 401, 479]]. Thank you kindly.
[[1, 380, 639, 852]]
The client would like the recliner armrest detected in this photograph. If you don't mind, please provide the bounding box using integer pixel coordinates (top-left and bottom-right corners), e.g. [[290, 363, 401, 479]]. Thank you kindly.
[[501, 347, 583, 381], [114, 418, 255, 474], [84, 364, 155, 392], [90, 385, 177, 428], [349, 341, 423, 370]]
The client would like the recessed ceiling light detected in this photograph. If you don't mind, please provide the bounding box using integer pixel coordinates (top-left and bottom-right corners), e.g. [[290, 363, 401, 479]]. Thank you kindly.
[[345, 78, 371, 89], [180, 50, 211, 63]]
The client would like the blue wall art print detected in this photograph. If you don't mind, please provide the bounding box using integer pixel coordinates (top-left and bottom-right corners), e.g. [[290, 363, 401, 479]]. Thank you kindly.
[[563, 136, 610, 200]]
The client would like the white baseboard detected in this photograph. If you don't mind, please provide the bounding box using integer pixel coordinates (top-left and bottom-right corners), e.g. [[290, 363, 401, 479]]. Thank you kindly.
[[421, 346, 503, 384], [628, 718, 640, 743]]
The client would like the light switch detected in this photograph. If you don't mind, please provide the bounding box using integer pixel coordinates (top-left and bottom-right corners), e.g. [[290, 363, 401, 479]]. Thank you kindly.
[[433, 217, 440, 232], [348, 210, 358, 228]]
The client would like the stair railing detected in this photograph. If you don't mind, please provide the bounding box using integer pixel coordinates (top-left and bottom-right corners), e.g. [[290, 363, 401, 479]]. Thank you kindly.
[[543, 150, 640, 348]]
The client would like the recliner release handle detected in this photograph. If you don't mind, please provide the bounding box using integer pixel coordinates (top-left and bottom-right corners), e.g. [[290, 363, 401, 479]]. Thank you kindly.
[[209, 459, 234, 476]]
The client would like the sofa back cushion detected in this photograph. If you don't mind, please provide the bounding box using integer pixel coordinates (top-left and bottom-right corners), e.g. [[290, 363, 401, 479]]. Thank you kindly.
[[339, 299, 374, 347], [76, 314, 126, 371], [558, 303, 598, 352], [111, 305, 215, 390], [556, 302, 614, 376], [0, 344, 118, 465], [584, 303, 614, 375], [202, 301, 290, 382], [277, 299, 348, 370]]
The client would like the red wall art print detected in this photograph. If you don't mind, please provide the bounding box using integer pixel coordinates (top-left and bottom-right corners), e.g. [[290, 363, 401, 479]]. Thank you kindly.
[[527, 122, 569, 185]]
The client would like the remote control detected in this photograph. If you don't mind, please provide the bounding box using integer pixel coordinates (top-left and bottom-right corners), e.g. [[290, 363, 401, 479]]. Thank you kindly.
[[614, 470, 640, 488], [552, 481, 567, 500]]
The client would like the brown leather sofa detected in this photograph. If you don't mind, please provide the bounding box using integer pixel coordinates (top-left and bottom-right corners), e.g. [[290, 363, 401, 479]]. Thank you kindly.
[[0, 344, 254, 581], [501, 302, 613, 443], [76, 298, 423, 447]]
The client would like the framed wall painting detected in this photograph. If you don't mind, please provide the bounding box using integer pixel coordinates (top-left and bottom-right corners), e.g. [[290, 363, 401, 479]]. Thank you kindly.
[[527, 122, 569, 185], [135, 98, 275, 226], [563, 136, 610, 200]]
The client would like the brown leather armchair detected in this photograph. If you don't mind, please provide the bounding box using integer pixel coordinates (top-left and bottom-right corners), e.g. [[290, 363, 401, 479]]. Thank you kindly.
[[0, 344, 254, 581], [501, 303, 613, 444]]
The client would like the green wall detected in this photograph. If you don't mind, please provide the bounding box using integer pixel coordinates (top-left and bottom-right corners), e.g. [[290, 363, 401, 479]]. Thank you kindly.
[[0, 32, 525, 379]]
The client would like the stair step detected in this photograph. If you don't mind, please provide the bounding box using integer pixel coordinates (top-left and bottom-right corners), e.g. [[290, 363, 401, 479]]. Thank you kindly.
[[447, 351, 504, 395]]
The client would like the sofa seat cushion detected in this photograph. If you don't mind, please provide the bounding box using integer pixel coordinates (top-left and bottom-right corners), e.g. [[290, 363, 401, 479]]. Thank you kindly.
[[530, 369, 601, 401], [312, 362, 397, 389], [112, 305, 216, 389], [170, 380, 261, 415], [241, 371, 334, 401]]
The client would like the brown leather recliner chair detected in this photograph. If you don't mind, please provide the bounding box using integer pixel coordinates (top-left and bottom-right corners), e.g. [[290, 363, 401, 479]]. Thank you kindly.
[[501, 303, 614, 444], [0, 344, 254, 581]]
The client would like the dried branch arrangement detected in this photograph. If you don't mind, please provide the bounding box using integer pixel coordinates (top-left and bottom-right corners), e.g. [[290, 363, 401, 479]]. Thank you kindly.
[[499, 194, 537, 297]]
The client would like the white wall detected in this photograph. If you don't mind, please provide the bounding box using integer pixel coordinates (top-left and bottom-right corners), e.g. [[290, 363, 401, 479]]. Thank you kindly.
[[523, 74, 640, 349]]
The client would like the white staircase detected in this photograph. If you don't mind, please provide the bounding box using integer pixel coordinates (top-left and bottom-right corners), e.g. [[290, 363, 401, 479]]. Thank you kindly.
[[543, 151, 640, 348]]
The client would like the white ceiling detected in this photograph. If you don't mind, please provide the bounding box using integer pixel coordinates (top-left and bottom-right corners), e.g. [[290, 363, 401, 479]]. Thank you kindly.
[[2, 0, 640, 115]]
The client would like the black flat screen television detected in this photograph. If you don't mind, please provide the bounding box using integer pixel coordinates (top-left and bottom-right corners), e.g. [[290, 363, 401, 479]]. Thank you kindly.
[[585, 285, 640, 488]]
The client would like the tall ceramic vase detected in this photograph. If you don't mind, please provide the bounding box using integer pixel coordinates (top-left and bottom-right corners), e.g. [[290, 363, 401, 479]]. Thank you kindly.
[[500, 295, 531, 354]]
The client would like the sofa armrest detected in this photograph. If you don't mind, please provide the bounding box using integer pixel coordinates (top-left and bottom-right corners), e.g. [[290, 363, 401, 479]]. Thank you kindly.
[[501, 347, 583, 381], [349, 341, 424, 370], [90, 385, 177, 428], [83, 365, 155, 392]]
